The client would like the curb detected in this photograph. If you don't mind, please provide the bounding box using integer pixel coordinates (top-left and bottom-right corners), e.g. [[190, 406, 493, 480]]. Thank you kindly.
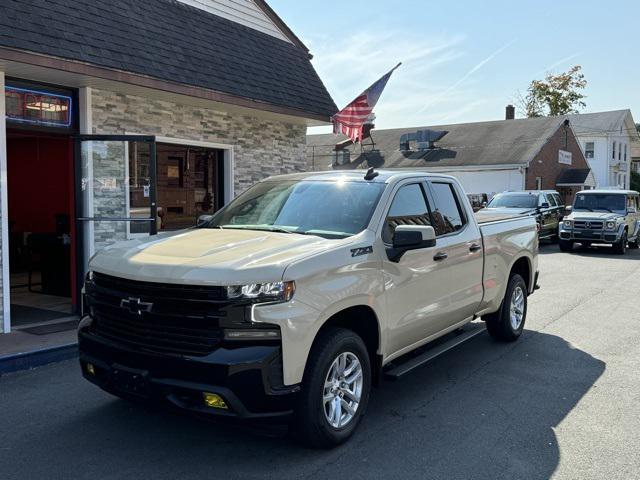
[[0, 343, 78, 375]]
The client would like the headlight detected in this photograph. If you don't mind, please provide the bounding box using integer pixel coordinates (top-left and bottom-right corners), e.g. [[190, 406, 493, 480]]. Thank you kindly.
[[226, 281, 295, 303], [563, 220, 572, 228], [606, 221, 616, 230]]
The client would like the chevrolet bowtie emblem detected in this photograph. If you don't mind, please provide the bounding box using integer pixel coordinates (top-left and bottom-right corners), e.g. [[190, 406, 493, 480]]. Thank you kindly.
[[586, 222, 591, 228], [120, 297, 153, 315]]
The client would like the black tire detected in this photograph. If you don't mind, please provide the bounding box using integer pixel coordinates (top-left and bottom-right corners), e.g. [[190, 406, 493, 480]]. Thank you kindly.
[[613, 231, 627, 255], [559, 239, 574, 252], [291, 328, 371, 448], [628, 239, 639, 249], [484, 274, 527, 342]]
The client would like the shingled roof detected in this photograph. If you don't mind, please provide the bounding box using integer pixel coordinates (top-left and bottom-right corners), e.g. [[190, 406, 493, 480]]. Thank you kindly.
[[0, 0, 337, 119], [307, 116, 567, 170]]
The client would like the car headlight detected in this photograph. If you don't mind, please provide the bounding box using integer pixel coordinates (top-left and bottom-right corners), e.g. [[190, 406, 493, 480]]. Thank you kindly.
[[563, 220, 572, 228], [226, 281, 295, 303], [606, 221, 616, 230]]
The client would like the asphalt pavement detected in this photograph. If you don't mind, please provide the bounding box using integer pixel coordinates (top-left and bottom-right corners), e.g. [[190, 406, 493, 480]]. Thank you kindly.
[[1, 243, 639, 480]]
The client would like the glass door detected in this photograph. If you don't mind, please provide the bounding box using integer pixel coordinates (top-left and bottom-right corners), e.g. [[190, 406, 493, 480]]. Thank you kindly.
[[74, 135, 157, 293]]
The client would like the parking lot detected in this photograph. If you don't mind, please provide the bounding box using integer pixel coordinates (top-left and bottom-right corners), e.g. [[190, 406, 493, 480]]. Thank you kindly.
[[1, 243, 639, 480]]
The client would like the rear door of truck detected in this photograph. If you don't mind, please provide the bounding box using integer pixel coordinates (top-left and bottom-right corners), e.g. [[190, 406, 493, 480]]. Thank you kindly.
[[424, 178, 484, 323]]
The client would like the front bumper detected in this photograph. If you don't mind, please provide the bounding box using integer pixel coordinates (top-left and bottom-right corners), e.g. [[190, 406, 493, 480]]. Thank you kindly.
[[78, 316, 299, 419], [559, 226, 621, 244]]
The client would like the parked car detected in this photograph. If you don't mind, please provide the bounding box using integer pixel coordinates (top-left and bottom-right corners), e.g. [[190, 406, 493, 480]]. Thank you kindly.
[[78, 170, 539, 448], [559, 189, 640, 254], [483, 190, 565, 240]]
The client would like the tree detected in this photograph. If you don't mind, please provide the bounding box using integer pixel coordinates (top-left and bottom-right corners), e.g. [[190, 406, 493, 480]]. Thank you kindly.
[[517, 66, 587, 117]]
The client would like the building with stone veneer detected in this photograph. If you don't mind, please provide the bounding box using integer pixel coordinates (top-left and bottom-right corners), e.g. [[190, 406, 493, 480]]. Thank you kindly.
[[0, 0, 336, 333]]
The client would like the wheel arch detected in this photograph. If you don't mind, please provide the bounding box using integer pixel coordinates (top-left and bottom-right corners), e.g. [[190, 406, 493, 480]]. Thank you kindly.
[[309, 305, 382, 385], [509, 254, 533, 293]]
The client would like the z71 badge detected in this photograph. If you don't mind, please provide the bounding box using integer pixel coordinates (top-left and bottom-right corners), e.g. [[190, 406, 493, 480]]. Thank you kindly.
[[350, 246, 373, 257]]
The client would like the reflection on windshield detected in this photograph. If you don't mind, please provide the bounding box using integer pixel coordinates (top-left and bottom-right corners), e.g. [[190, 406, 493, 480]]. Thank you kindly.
[[487, 194, 538, 209], [204, 180, 385, 238], [573, 194, 626, 212]]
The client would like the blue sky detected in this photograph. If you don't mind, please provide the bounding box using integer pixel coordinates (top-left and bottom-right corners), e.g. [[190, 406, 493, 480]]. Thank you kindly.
[[270, 0, 639, 133]]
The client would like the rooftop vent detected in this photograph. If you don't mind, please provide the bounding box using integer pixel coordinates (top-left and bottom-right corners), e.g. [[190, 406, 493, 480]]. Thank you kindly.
[[399, 129, 447, 151]]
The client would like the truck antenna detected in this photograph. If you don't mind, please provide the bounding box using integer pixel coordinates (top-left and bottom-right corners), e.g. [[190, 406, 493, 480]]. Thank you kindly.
[[364, 167, 379, 181]]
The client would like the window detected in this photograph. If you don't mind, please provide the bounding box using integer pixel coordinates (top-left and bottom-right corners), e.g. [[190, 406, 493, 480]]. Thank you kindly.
[[383, 183, 431, 243], [546, 194, 557, 207], [430, 182, 465, 235], [585, 142, 595, 159], [619, 143, 623, 161], [553, 193, 563, 207], [612, 142, 616, 160], [624, 144, 627, 162], [535, 177, 542, 190]]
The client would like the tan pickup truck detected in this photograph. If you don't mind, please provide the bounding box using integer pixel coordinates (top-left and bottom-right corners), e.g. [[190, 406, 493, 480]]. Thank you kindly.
[[79, 170, 539, 447]]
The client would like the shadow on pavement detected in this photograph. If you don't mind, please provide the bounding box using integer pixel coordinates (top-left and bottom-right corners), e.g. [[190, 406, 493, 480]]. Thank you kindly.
[[2, 330, 604, 480], [539, 241, 640, 260]]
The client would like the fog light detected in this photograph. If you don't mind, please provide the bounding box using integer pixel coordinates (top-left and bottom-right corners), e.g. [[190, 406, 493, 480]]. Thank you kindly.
[[86, 363, 95, 376], [203, 392, 228, 409]]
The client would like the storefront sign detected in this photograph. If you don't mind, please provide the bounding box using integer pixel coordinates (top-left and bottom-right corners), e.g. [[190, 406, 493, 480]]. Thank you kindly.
[[5, 86, 72, 127], [558, 150, 572, 165]]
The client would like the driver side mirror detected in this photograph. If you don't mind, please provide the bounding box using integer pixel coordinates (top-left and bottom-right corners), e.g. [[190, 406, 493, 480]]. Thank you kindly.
[[388, 225, 436, 262], [540, 202, 550, 209], [628, 207, 637, 214], [197, 214, 213, 227]]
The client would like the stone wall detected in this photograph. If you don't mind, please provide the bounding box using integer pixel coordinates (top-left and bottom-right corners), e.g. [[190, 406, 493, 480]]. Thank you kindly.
[[88, 88, 308, 250]]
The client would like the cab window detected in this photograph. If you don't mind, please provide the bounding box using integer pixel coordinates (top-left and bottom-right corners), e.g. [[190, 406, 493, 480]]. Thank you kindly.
[[429, 182, 466, 235], [546, 194, 557, 207], [383, 183, 431, 243]]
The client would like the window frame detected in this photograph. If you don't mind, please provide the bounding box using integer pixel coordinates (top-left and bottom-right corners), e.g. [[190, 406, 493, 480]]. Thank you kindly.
[[424, 179, 468, 238], [381, 181, 434, 245], [584, 141, 595, 159]]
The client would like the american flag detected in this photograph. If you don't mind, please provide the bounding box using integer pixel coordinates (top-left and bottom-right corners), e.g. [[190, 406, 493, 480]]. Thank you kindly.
[[332, 63, 401, 143]]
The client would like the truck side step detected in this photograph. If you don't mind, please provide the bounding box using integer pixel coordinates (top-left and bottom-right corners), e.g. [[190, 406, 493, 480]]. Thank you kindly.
[[384, 321, 486, 380]]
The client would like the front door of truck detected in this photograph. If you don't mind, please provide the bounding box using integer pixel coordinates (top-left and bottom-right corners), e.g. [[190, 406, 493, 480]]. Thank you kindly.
[[425, 179, 484, 326], [381, 181, 452, 356], [74, 135, 157, 303]]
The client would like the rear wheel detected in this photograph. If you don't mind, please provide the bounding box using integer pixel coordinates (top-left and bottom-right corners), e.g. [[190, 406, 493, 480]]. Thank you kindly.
[[292, 328, 371, 448], [628, 238, 639, 249], [484, 274, 527, 342], [559, 239, 574, 252], [613, 231, 627, 255]]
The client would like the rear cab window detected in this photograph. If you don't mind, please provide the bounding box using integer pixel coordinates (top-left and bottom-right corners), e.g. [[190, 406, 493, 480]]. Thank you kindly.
[[428, 181, 466, 236]]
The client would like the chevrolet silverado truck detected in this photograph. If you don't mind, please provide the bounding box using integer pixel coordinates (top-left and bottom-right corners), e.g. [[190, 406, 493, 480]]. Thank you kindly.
[[559, 189, 640, 254], [79, 170, 539, 448]]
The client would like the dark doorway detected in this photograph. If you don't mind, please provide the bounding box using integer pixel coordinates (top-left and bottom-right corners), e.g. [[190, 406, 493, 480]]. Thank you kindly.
[[6, 130, 76, 327], [155, 143, 224, 231]]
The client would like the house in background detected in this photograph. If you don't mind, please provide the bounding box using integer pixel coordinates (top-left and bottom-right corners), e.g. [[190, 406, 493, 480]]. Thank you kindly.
[[0, 0, 336, 334], [307, 111, 594, 205], [631, 142, 640, 175], [565, 110, 638, 189]]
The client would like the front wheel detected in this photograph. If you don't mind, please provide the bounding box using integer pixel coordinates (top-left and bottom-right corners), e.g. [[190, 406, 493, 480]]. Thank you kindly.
[[292, 328, 371, 448], [628, 239, 639, 249], [484, 274, 527, 342], [559, 239, 574, 252], [613, 231, 627, 255]]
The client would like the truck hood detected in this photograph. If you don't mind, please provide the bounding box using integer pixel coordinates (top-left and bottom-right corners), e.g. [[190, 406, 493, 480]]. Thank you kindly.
[[566, 211, 622, 221], [89, 228, 344, 285]]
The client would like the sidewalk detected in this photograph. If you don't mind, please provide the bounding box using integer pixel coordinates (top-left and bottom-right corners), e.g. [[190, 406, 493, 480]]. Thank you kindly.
[[0, 320, 79, 374]]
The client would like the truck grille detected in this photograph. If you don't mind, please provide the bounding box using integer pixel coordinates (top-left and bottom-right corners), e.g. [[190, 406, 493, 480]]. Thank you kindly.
[[87, 273, 234, 356], [573, 220, 604, 230]]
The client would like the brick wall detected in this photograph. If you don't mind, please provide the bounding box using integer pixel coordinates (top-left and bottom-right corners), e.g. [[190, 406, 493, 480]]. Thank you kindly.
[[89, 88, 308, 249], [525, 123, 590, 200]]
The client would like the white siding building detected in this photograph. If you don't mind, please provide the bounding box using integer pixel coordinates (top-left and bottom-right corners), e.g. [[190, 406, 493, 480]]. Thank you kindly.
[[566, 110, 639, 189]]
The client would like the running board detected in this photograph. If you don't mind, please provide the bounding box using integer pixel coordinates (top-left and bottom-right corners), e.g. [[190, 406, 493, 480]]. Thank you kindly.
[[384, 321, 486, 380]]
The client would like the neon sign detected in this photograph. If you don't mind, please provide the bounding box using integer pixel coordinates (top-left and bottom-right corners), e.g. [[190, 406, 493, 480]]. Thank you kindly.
[[5, 86, 73, 127]]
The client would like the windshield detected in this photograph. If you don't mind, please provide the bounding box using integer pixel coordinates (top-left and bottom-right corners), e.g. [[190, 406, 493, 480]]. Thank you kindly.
[[573, 193, 626, 213], [487, 193, 538, 209], [205, 179, 385, 238]]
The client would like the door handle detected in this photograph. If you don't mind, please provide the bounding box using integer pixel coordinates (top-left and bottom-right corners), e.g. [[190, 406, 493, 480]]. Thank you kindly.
[[433, 252, 448, 261], [469, 243, 482, 252]]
